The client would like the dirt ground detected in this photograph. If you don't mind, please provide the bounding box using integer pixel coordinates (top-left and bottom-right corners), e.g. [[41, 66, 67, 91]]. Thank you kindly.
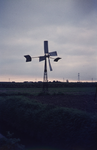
[[29, 94, 97, 114]]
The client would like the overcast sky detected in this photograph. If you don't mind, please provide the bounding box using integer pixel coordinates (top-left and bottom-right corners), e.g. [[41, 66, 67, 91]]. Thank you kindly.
[[0, 0, 97, 82]]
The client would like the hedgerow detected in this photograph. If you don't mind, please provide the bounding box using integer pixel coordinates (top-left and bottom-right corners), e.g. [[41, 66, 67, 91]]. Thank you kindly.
[[0, 96, 97, 149]]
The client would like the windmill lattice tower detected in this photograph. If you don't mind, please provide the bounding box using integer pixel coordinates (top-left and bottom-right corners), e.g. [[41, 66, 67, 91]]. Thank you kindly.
[[24, 41, 61, 90]]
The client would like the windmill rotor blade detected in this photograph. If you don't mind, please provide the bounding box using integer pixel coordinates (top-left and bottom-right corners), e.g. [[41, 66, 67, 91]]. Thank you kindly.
[[39, 56, 45, 62], [49, 51, 57, 56], [44, 41, 49, 54], [24, 55, 32, 62], [48, 58, 52, 71], [54, 57, 61, 62]]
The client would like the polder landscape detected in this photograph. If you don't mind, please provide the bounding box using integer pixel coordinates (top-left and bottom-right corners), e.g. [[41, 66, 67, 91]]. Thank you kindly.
[[0, 81, 97, 150]]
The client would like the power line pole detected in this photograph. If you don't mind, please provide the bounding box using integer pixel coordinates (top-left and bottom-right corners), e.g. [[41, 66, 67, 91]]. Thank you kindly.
[[78, 73, 80, 82]]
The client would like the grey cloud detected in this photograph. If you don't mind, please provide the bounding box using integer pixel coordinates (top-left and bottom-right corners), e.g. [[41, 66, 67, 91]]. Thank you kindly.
[[0, 0, 97, 82], [1, 0, 97, 29]]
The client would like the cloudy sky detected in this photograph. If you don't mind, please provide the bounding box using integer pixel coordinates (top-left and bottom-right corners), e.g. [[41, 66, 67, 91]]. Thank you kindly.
[[0, 0, 97, 82]]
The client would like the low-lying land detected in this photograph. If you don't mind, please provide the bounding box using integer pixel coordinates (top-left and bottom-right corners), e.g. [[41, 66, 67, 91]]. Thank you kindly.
[[0, 82, 97, 150]]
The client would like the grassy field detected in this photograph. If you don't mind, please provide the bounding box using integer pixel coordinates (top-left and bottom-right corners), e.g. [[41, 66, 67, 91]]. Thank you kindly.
[[0, 86, 96, 95], [0, 83, 97, 150]]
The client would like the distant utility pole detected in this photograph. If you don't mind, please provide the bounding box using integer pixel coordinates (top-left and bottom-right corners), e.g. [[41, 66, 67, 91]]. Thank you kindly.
[[78, 73, 80, 82]]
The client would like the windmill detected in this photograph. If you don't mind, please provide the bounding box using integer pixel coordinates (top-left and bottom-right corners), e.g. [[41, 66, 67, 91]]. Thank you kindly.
[[24, 41, 61, 91]]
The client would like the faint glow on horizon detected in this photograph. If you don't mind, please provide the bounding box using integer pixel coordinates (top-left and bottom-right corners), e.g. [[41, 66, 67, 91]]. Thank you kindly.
[[0, 75, 96, 83]]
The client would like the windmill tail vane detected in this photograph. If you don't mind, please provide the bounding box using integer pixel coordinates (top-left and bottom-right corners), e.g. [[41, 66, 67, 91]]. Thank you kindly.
[[24, 41, 61, 82]]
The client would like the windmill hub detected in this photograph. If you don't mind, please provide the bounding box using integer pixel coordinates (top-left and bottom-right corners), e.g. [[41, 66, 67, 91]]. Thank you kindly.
[[24, 41, 61, 91]]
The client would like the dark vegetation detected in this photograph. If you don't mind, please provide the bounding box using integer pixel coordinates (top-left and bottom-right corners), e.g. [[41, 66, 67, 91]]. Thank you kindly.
[[0, 82, 97, 150], [0, 81, 96, 88], [0, 131, 25, 150]]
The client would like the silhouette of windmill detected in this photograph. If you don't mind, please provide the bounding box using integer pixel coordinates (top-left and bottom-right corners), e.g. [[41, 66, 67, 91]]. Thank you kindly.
[[24, 41, 61, 91]]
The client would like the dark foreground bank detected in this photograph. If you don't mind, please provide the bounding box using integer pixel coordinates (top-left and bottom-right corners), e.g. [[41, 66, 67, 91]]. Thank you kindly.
[[0, 95, 97, 150]]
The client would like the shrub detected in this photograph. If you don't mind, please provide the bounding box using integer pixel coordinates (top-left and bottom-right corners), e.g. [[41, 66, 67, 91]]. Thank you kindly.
[[0, 131, 25, 150], [0, 96, 97, 149]]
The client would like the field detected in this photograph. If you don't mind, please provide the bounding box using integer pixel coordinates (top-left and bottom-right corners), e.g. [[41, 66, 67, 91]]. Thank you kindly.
[[0, 83, 97, 113], [0, 82, 97, 150]]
